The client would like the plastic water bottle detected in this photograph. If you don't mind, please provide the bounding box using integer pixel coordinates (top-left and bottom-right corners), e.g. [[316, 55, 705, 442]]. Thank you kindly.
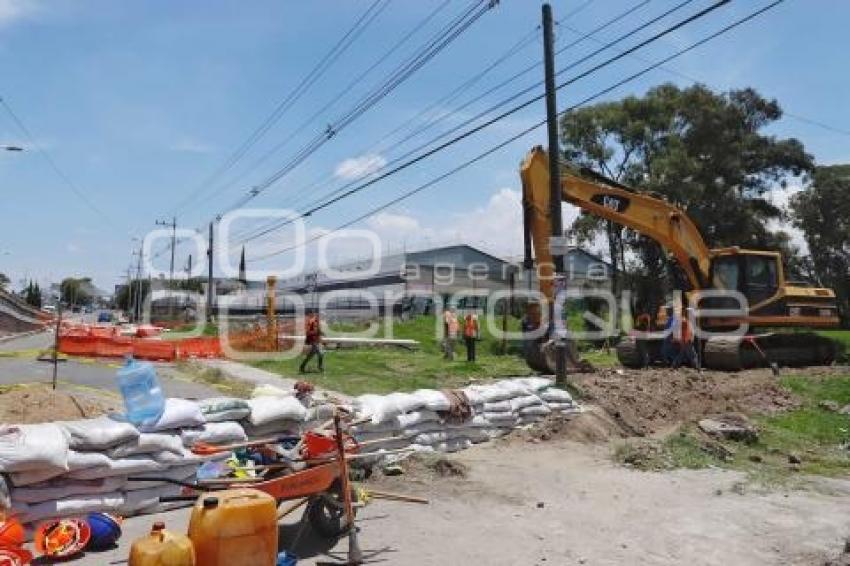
[[117, 357, 165, 425]]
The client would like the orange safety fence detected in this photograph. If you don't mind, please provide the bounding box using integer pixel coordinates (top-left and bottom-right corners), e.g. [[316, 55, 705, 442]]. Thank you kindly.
[[57, 328, 223, 362], [131, 340, 176, 361], [176, 337, 223, 359]]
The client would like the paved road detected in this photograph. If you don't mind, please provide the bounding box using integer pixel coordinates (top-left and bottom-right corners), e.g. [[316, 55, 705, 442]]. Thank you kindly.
[[0, 331, 219, 400]]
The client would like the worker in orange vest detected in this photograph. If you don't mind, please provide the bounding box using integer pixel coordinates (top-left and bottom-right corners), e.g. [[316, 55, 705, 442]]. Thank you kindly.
[[463, 312, 479, 362], [443, 307, 459, 361], [299, 311, 324, 373]]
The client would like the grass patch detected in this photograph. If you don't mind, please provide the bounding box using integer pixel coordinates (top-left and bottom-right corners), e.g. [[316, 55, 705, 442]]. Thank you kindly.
[[250, 315, 534, 396], [174, 360, 253, 398], [614, 373, 850, 481], [819, 329, 850, 363], [162, 323, 220, 341]]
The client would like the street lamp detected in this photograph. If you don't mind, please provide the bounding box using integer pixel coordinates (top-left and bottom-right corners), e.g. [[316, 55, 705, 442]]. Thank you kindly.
[[1, 145, 23, 152]]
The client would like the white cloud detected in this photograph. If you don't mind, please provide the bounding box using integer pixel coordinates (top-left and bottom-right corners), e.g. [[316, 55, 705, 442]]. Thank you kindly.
[[0, 0, 37, 27], [169, 137, 214, 154], [334, 153, 386, 180], [766, 183, 808, 253], [366, 211, 422, 234]]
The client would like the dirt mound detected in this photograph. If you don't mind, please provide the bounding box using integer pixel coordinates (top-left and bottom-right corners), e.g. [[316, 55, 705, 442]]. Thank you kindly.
[[572, 366, 801, 437], [515, 408, 629, 444], [0, 384, 118, 423]]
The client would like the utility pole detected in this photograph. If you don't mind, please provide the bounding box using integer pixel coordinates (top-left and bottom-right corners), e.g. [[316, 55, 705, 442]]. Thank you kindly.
[[126, 267, 134, 320], [156, 217, 177, 318], [206, 222, 214, 323], [134, 248, 144, 323], [543, 3, 567, 386]]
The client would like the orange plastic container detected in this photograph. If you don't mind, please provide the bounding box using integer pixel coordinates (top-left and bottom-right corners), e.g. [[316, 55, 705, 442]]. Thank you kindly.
[[188, 488, 278, 566], [128, 522, 195, 566]]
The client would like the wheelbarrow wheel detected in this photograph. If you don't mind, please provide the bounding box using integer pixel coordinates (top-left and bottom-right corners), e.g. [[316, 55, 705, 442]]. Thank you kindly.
[[306, 481, 357, 539]]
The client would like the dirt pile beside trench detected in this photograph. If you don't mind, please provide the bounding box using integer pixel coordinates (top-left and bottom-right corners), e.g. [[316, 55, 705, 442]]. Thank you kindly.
[[571, 366, 805, 437], [0, 384, 119, 423]]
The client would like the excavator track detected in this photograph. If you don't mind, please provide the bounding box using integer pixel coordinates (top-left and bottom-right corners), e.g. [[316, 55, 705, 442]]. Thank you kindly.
[[702, 332, 836, 371]]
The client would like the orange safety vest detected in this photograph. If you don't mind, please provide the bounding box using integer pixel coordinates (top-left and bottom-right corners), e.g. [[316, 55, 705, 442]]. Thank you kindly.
[[464, 315, 478, 338]]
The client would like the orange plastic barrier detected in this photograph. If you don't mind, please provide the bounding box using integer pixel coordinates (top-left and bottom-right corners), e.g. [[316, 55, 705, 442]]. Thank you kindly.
[[132, 340, 176, 361], [95, 336, 133, 358], [58, 336, 98, 356], [176, 337, 223, 359], [57, 325, 223, 361]]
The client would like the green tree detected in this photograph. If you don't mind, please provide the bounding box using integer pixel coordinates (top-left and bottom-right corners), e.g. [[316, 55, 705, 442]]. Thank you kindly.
[[0, 273, 9, 292], [115, 279, 150, 313], [23, 280, 42, 308], [560, 84, 812, 316], [791, 165, 850, 325], [60, 277, 93, 306]]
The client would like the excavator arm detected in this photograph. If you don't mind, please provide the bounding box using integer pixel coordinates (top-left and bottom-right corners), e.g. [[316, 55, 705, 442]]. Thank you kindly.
[[520, 146, 712, 300]]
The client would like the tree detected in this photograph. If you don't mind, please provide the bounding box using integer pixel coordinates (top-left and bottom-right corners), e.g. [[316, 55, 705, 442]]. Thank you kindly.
[[791, 165, 850, 325], [115, 279, 150, 313], [60, 277, 93, 306], [23, 280, 42, 308], [560, 84, 812, 317], [0, 273, 9, 292]]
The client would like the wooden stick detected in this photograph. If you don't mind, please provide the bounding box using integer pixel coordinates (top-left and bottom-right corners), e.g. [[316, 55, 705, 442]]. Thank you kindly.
[[277, 497, 308, 519], [367, 490, 429, 505]]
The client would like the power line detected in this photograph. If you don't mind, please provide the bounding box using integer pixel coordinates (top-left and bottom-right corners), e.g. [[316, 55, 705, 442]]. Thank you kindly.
[[249, 0, 784, 261], [280, 0, 653, 221], [200, 0, 457, 207], [210, 0, 497, 220], [0, 96, 115, 226], [232, 0, 614, 242], [237, 0, 704, 244], [559, 21, 850, 139], [151, 0, 494, 264], [170, 0, 391, 216]]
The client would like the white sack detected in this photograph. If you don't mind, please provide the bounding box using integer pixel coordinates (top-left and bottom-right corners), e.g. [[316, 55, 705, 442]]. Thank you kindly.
[[246, 395, 307, 426], [11, 477, 125, 504], [305, 404, 337, 423], [509, 394, 543, 412], [181, 422, 247, 447], [0, 423, 69, 473], [411, 389, 450, 412], [515, 377, 554, 392], [198, 397, 251, 422], [465, 384, 511, 403], [540, 388, 573, 403], [68, 450, 113, 471], [119, 484, 182, 515], [59, 416, 139, 450], [497, 380, 533, 397], [67, 455, 163, 480], [243, 420, 303, 439], [140, 398, 205, 432], [482, 401, 512, 413], [8, 468, 66, 487], [25, 491, 126, 524], [519, 404, 552, 417], [107, 433, 184, 458]]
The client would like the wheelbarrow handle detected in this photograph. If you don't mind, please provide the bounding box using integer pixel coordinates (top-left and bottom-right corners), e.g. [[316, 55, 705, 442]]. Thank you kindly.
[[126, 476, 207, 490], [158, 495, 200, 503]]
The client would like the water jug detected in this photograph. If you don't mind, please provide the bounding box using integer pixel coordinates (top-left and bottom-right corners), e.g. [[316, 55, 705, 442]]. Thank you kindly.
[[116, 357, 165, 425], [188, 489, 278, 566], [128, 522, 195, 566]]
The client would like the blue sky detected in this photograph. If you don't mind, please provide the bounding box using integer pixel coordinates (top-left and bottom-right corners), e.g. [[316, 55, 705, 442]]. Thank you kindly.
[[0, 0, 847, 291]]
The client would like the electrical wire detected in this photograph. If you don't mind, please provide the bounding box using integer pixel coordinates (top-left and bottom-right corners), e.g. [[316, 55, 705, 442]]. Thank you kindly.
[[249, 0, 784, 261], [170, 0, 391, 216], [237, 0, 706, 244], [0, 96, 116, 226], [210, 0, 496, 219]]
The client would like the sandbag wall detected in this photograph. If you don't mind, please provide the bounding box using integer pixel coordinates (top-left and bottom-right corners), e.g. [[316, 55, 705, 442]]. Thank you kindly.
[[0, 377, 578, 532]]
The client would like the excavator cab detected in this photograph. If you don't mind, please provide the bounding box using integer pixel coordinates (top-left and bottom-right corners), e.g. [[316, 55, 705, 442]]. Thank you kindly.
[[710, 251, 780, 306]]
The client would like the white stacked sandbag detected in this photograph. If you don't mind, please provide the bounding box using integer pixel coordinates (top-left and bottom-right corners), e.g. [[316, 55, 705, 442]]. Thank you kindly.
[[199, 397, 251, 422], [0, 423, 70, 473], [107, 432, 184, 458], [59, 416, 139, 450], [11, 477, 125, 504], [140, 398, 205, 432], [67, 454, 163, 480], [181, 422, 247, 447], [25, 491, 126, 524]]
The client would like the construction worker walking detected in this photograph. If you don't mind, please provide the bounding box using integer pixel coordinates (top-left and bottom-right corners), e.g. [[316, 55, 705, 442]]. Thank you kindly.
[[299, 310, 324, 373], [463, 312, 479, 362], [443, 307, 459, 361]]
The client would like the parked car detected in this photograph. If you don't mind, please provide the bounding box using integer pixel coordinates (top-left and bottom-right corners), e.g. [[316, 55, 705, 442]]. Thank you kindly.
[[97, 311, 112, 323]]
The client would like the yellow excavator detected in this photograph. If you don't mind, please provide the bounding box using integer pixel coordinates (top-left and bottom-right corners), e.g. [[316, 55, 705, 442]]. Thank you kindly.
[[519, 146, 839, 371]]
